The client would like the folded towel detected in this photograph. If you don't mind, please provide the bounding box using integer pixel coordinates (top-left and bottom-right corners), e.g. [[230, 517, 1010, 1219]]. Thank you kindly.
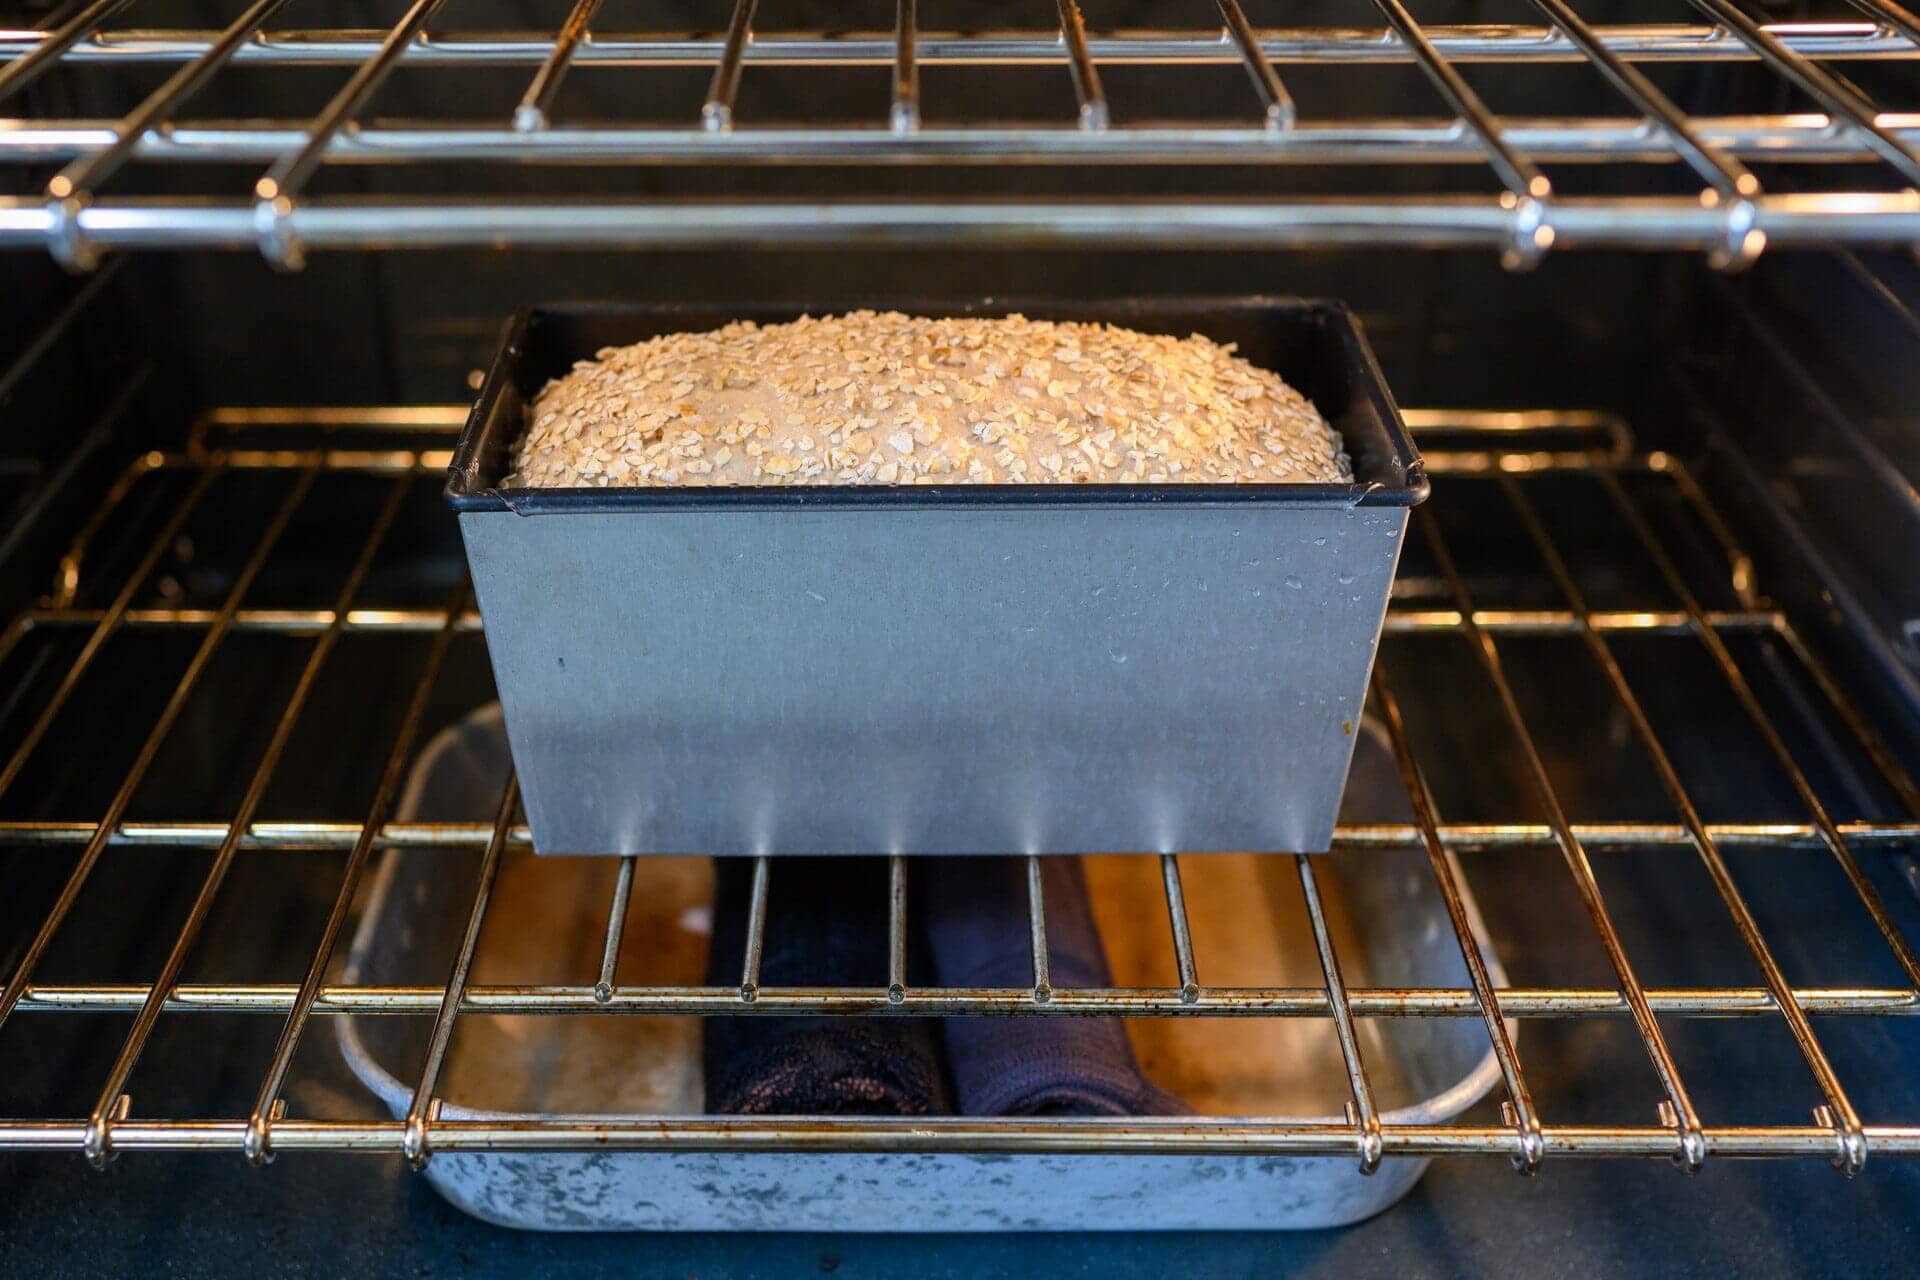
[[920, 856, 1188, 1118], [704, 857, 950, 1116]]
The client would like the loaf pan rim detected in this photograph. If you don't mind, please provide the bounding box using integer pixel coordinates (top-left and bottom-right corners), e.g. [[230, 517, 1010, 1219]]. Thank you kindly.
[[446, 295, 1429, 514]]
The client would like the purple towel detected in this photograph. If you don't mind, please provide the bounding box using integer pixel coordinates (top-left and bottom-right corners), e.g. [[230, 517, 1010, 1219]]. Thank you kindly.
[[704, 857, 951, 1116], [920, 856, 1188, 1117]]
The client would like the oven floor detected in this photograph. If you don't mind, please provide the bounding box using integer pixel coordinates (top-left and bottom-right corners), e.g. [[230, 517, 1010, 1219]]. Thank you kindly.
[[2, 1127, 1915, 1277]]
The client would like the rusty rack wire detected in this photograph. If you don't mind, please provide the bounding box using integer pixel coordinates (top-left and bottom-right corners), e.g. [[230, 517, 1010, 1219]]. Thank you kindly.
[[0, 383, 1915, 1172], [1, 1, 1920, 262]]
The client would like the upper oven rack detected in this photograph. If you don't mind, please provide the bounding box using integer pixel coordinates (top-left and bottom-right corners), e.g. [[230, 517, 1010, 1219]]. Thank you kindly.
[[2, 3, 1920, 264]]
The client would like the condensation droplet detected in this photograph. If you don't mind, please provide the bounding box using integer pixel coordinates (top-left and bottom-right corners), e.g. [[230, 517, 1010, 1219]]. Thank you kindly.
[[1284, 574, 1304, 590]]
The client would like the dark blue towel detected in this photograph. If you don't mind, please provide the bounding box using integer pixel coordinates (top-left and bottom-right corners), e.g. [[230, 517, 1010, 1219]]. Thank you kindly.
[[921, 856, 1188, 1117], [703, 857, 951, 1116]]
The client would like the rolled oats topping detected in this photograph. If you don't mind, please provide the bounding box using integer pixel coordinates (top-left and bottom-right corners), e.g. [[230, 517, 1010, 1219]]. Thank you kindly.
[[508, 311, 1352, 487]]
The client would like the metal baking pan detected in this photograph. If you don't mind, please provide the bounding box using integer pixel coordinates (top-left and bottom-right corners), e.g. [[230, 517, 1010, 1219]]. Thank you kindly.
[[447, 297, 1427, 855], [335, 708, 1506, 1232]]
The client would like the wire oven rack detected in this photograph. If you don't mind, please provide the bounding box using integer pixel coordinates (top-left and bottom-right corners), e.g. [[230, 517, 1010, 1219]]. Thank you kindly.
[[0, 392, 1917, 1174], [2, 0, 1920, 262]]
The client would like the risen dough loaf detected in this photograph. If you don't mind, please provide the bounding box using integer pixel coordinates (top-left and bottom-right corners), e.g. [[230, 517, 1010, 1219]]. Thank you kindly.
[[508, 311, 1352, 488]]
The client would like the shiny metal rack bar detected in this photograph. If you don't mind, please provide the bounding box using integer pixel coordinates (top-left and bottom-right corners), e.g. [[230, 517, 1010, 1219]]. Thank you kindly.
[[890, 0, 918, 134], [4, 23, 1915, 67], [595, 856, 637, 1003], [1371, 664, 1545, 1172], [1412, 498, 1706, 1170], [700, 0, 759, 133], [11, 982, 1917, 1018], [1366, 0, 1552, 271], [245, 578, 472, 1165], [403, 776, 515, 1169], [0, 197, 1915, 255], [887, 854, 909, 1002], [5, 116, 1920, 165], [3, 6, 1920, 257], [1679, 0, 1920, 186], [1027, 855, 1053, 1001], [511, 0, 601, 132], [1054, 0, 1109, 130], [0, 0, 133, 102], [1297, 854, 1384, 1174], [38, 0, 292, 269], [1, 1117, 1917, 1158], [251, 0, 450, 269], [1846, 0, 1920, 50], [1215, 0, 1294, 129]]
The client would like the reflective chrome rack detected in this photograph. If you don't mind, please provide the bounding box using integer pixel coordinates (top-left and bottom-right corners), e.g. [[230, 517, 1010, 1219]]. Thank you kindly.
[[0, 1, 1919, 262], [0, 398, 1915, 1172]]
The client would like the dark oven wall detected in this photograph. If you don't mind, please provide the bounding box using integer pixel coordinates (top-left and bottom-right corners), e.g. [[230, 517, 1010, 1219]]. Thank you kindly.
[[143, 248, 1676, 410], [1656, 250, 1920, 765]]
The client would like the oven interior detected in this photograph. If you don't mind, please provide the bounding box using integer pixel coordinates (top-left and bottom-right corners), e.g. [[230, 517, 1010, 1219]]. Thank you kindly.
[[2, 0, 1919, 1244]]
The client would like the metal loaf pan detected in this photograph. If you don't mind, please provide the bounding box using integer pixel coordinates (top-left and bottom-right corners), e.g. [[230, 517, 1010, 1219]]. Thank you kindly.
[[447, 298, 1427, 855]]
